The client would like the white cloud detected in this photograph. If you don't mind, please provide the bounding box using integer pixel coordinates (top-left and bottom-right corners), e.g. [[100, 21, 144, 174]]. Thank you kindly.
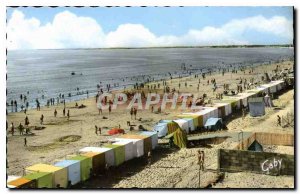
[[7, 10, 105, 50], [7, 10, 293, 50], [105, 24, 157, 47]]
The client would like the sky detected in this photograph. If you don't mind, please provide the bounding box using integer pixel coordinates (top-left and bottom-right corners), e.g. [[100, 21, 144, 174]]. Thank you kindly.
[[6, 7, 294, 50]]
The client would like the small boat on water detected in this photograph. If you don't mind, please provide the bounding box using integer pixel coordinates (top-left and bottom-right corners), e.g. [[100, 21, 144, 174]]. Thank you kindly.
[[71, 71, 75, 75]]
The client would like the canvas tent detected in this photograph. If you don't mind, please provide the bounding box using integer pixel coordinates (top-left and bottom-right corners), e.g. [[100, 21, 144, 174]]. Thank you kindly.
[[248, 140, 263, 152], [204, 118, 223, 131], [173, 128, 188, 148], [54, 160, 81, 186], [26, 163, 68, 188], [248, 97, 265, 117]]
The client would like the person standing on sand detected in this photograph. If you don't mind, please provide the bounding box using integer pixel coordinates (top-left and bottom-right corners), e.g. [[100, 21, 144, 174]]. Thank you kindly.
[[98, 107, 102, 115], [63, 108, 66, 116], [108, 105, 112, 114], [277, 115, 281, 127], [95, 125, 98, 135], [10, 122, 14, 136], [54, 109, 57, 117], [130, 108, 133, 119], [151, 106, 154, 113], [198, 150, 205, 171], [133, 108, 137, 120], [18, 123, 24, 135], [67, 110, 70, 120], [40, 114, 44, 125], [24, 137, 27, 147], [25, 116, 29, 127], [98, 127, 101, 135]]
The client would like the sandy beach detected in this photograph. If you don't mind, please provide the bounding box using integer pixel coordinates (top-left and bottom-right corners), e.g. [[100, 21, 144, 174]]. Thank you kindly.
[[6, 60, 294, 188]]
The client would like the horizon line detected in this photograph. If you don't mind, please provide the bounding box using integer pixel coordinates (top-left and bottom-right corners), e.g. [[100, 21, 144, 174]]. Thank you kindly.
[[8, 44, 294, 51]]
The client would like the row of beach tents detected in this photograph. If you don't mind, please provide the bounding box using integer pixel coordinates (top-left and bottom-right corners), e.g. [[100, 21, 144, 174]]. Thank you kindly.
[[7, 132, 158, 188], [153, 80, 286, 138]]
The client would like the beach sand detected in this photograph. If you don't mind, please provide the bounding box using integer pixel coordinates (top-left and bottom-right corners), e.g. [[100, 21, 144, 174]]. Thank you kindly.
[[6, 60, 294, 188]]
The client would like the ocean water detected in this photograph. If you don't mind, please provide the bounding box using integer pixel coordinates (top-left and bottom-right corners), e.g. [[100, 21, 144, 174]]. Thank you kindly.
[[6, 47, 293, 111]]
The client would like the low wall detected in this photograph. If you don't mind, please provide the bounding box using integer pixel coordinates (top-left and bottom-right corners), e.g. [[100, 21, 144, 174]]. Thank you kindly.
[[235, 132, 294, 150], [255, 133, 294, 146], [218, 149, 294, 176]]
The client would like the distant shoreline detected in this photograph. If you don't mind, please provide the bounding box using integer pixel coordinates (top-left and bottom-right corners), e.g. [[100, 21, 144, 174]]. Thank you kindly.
[[8, 44, 294, 51]]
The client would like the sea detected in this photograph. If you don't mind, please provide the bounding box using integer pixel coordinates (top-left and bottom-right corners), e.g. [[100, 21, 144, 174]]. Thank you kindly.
[[6, 47, 294, 112]]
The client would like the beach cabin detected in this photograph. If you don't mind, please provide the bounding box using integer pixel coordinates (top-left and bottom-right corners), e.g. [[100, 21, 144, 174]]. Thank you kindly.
[[140, 131, 158, 150], [153, 122, 168, 138], [120, 134, 152, 155], [7, 176, 21, 188], [69, 155, 92, 182], [81, 152, 106, 174], [173, 119, 189, 133], [23, 172, 53, 188], [115, 137, 144, 158], [79, 147, 115, 168], [113, 141, 134, 161], [26, 163, 68, 188], [7, 176, 36, 188], [54, 160, 81, 186], [104, 144, 125, 166], [7, 176, 37, 189], [182, 118, 195, 132], [248, 97, 265, 117], [213, 103, 227, 118], [177, 113, 202, 128]]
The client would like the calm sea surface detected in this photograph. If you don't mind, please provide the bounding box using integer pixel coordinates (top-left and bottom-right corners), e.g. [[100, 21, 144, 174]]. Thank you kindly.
[[6, 47, 293, 111]]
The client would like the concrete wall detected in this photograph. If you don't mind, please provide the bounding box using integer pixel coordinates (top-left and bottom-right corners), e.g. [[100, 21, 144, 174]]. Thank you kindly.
[[218, 149, 294, 176]]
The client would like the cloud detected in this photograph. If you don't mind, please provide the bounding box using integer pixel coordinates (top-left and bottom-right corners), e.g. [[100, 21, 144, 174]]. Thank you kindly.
[[7, 10, 105, 49], [7, 10, 293, 50]]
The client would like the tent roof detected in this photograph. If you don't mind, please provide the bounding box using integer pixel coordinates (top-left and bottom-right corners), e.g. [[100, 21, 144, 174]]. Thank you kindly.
[[204, 118, 222, 127], [248, 97, 264, 103]]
